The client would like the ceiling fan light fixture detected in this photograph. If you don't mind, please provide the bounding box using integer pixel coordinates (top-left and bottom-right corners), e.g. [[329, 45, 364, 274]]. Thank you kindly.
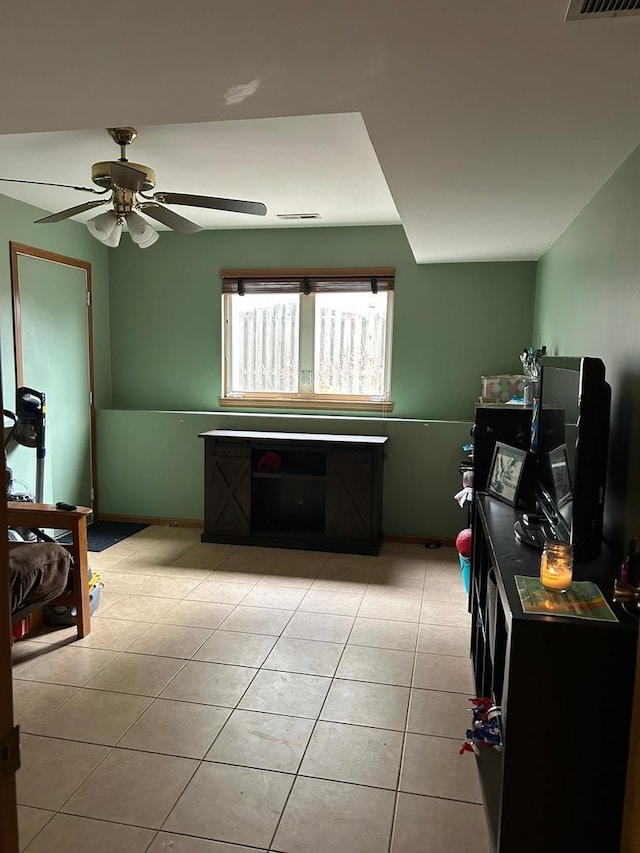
[[135, 228, 160, 249], [127, 210, 159, 248], [103, 220, 123, 248], [7, 127, 267, 241], [86, 209, 118, 242]]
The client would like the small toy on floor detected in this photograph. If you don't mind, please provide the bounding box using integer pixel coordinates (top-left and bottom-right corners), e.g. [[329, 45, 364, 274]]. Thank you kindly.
[[459, 696, 503, 755]]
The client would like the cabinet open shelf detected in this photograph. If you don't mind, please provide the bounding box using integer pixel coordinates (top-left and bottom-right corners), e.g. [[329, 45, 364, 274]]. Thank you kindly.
[[252, 472, 326, 480], [252, 475, 326, 536], [251, 447, 326, 477]]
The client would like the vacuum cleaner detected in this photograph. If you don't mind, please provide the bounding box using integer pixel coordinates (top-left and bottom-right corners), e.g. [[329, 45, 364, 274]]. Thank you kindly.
[[4, 387, 46, 540], [4, 387, 102, 622]]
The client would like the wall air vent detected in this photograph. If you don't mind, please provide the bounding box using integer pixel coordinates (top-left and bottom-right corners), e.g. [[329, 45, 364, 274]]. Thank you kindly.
[[566, 0, 640, 19], [276, 213, 322, 220]]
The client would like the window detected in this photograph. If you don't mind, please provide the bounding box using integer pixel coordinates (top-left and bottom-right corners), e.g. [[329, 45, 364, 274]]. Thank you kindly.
[[221, 268, 394, 411]]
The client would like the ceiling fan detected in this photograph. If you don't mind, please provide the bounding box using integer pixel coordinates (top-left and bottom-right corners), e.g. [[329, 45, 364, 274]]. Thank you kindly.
[[0, 127, 267, 248]]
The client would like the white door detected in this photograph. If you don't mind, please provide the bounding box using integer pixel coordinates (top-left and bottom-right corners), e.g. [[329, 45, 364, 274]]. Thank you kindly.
[[11, 244, 94, 510]]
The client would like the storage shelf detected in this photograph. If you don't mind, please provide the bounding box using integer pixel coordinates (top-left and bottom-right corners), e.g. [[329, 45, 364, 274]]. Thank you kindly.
[[200, 429, 388, 555], [471, 493, 637, 852]]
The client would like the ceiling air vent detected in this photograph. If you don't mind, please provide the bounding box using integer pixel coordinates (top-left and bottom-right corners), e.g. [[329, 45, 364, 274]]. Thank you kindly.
[[566, 0, 640, 19], [277, 213, 322, 220]]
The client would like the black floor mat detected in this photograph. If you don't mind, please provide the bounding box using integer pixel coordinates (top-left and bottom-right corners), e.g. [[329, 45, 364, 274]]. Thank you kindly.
[[59, 521, 149, 552]]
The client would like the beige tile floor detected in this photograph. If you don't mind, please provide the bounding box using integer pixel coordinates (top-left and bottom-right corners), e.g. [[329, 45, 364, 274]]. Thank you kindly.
[[11, 527, 490, 853]]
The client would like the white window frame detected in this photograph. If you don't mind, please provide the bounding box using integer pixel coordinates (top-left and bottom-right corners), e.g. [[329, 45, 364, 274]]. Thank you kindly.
[[220, 267, 394, 413]]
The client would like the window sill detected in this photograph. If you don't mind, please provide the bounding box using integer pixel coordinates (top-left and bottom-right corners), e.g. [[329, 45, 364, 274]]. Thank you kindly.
[[218, 396, 395, 414]]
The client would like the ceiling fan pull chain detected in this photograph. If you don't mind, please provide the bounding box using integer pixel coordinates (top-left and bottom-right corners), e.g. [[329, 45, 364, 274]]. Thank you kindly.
[[0, 177, 109, 195]]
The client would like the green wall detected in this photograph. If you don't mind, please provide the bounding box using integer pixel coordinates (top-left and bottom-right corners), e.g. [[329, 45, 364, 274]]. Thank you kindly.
[[103, 225, 536, 537], [5, 141, 640, 545], [107, 226, 536, 421], [0, 192, 537, 538], [96, 409, 474, 538], [0, 192, 110, 497], [534, 144, 640, 551]]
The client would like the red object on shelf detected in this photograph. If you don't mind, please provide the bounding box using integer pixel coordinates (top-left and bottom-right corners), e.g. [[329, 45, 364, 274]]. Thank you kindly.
[[256, 451, 283, 472]]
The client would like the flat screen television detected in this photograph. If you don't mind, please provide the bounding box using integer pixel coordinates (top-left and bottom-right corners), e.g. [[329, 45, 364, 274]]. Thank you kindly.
[[535, 356, 611, 563]]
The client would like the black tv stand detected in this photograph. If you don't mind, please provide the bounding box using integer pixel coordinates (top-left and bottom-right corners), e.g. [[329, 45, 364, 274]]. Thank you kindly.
[[472, 495, 637, 852]]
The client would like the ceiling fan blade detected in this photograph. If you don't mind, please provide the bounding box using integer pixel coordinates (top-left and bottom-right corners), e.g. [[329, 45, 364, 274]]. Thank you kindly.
[[0, 176, 107, 194], [34, 199, 109, 224], [109, 162, 148, 192], [137, 202, 202, 234], [153, 192, 267, 217]]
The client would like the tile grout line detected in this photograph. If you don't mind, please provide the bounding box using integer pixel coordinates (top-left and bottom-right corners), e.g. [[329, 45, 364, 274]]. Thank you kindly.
[[386, 553, 428, 853], [265, 563, 404, 852], [14, 538, 466, 852], [91, 547, 284, 849], [152, 554, 329, 849], [265, 596, 355, 851]]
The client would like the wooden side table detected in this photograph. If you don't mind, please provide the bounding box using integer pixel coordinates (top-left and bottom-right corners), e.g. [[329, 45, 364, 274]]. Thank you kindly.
[[7, 502, 92, 638]]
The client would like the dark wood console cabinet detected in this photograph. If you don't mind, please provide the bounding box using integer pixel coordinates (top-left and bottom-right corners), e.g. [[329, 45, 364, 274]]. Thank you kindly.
[[471, 495, 638, 853], [200, 430, 388, 554]]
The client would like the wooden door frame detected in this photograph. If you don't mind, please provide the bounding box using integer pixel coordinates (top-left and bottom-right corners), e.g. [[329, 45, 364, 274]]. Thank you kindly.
[[9, 242, 97, 511]]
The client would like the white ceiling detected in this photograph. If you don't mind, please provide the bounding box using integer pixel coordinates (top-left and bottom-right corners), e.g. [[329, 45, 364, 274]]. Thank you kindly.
[[0, 0, 639, 263], [0, 115, 401, 231]]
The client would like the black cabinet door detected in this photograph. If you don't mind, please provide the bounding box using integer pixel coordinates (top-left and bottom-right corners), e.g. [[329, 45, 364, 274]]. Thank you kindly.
[[205, 444, 251, 535], [325, 450, 373, 544]]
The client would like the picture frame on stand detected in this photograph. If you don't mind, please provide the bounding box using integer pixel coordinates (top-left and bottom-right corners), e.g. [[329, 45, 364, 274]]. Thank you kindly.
[[487, 442, 528, 506]]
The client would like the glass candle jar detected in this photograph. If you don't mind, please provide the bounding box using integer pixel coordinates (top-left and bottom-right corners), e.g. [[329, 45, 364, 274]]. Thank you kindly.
[[540, 540, 573, 592], [540, 539, 573, 592]]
